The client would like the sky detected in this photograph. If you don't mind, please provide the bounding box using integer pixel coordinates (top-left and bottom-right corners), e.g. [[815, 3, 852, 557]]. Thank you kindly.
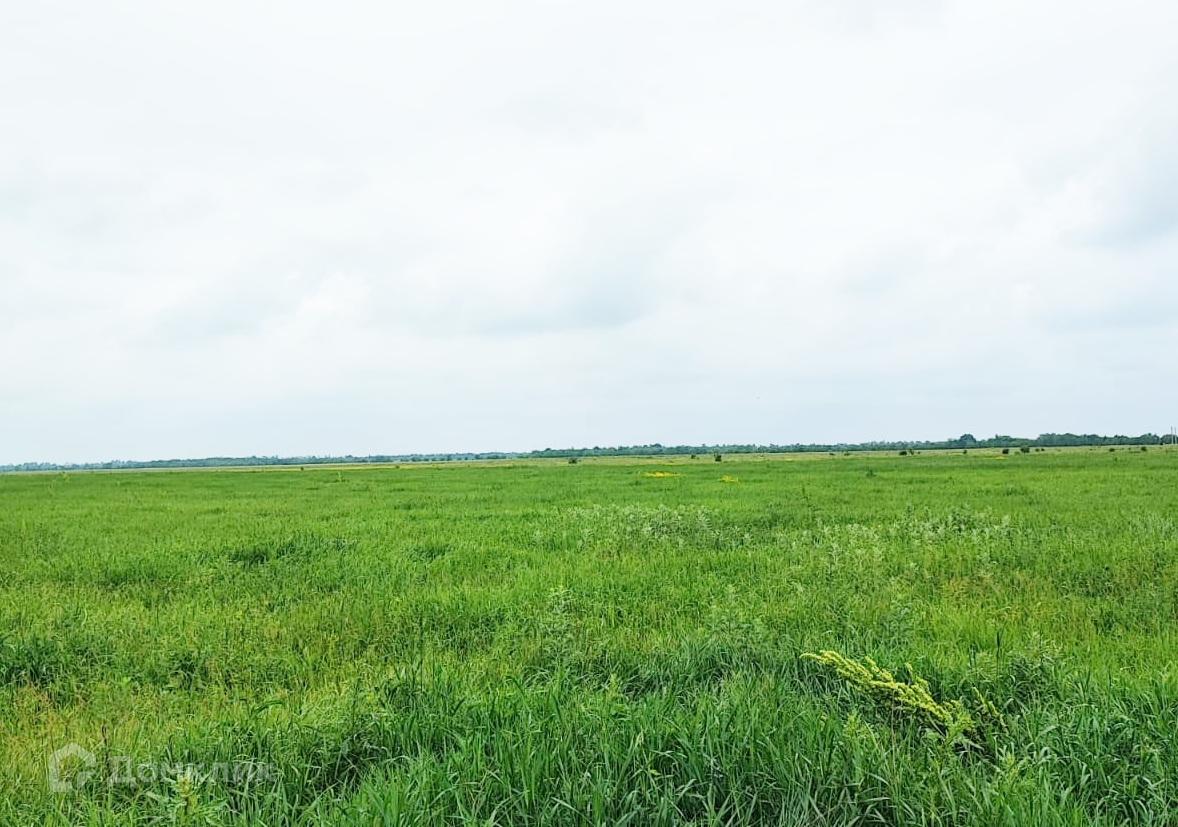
[[2, 1, 1177, 464]]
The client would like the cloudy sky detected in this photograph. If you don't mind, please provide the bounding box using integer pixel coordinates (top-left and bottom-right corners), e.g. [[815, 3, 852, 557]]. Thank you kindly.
[[3, 1, 1177, 463]]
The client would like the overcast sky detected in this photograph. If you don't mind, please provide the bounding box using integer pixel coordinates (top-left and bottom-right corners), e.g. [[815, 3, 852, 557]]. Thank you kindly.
[[3, 1, 1177, 464]]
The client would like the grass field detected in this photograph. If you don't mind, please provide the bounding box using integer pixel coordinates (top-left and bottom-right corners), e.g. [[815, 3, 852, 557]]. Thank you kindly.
[[3, 448, 1178, 825]]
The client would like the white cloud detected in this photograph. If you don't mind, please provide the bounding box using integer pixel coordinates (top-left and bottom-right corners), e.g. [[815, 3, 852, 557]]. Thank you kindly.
[[2, 0, 1177, 463]]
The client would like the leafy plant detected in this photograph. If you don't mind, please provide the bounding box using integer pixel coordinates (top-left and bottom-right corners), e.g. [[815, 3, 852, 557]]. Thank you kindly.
[[801, 650, 1006, 751]]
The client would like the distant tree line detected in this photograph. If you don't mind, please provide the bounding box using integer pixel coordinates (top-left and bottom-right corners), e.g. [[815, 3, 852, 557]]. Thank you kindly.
[[526, 433, 1171, 459], [2, 433, 1172, 472]]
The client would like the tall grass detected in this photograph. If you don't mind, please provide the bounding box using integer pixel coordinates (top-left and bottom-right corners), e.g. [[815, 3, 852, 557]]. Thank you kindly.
[[2, 450, 1177, 823]]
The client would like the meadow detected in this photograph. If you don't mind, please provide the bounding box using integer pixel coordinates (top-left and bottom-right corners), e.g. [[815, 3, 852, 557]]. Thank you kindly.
[[2, 448, 1177, 825]]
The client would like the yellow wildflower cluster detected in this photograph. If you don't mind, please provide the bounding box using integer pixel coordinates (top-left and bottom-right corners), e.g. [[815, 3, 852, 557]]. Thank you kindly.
[[801, 650, 1005, 749], [641, 471, 680, 478]]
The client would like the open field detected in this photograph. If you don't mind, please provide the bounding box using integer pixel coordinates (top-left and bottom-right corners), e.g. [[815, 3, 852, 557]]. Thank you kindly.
[[3, 448, 1178, 825]]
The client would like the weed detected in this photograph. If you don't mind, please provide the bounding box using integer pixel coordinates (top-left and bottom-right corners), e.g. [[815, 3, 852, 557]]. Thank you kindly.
[[801, 650, 1006, 751]]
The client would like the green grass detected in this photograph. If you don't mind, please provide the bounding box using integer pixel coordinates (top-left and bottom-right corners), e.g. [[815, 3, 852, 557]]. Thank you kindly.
[[2, 448, 1178, 824]]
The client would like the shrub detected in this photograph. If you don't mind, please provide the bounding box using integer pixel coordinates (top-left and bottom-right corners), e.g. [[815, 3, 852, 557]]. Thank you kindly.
[[1019, 446, 1031, 453], [714, 453, 722, 462], [1001, 448, 1010, 455]]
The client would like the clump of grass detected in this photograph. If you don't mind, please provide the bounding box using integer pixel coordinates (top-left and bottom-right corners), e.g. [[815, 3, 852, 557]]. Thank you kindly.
[[408, 542, 452, 562], [227, 532, 347, 565], [0, 633, 68, 688], [801, 650, 1006, 752], [228, 537, 305, 566]]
